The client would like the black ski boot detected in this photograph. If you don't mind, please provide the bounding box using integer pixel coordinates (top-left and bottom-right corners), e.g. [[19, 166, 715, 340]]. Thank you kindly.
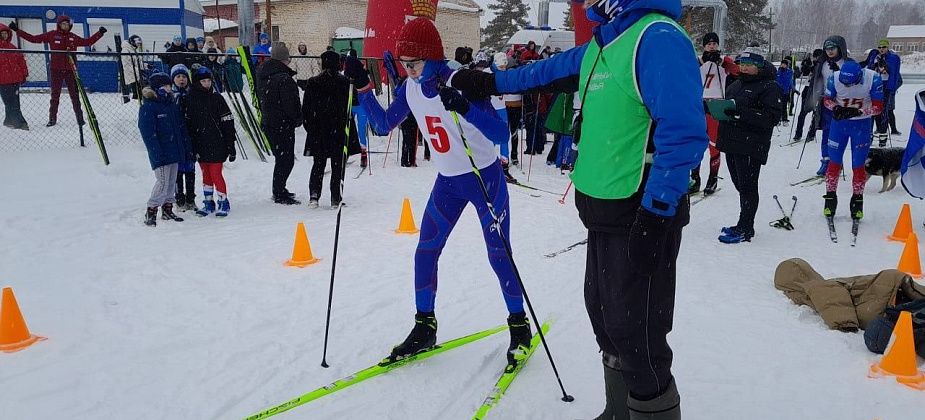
[[384, 312, 437, 364], [46, 119, 56, 127], [273, 194, 301, 205], [823, 192, 838, 218], [160, 203, 184, 222], [703, 176, 718, 195], [144, 207, 158, 227], [595, 354, 630, 420], [850, 194, 864, 220], [506, 312, 532, 371], [176, 194, 187, 211], [627, 379, 681, 420], [688, 173, 701, 194]]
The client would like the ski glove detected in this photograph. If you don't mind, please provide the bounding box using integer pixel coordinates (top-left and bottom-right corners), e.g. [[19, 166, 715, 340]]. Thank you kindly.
[[448, 68, 499, 98], [828, 61, 840, 72], [833, 105, 862, 120], [228, 153, 236, 163], [98, 27, 107, 35], [439, 86, 470, 115], [8, 21, 18, 32], [343, 57, 371, 90], [724, 107, 741, 119], [627, 208, 672, 277]]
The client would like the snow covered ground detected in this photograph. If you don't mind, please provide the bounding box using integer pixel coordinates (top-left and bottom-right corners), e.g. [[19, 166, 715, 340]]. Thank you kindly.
[[902, 52, 925, 74], [1, 84, 924, 420]]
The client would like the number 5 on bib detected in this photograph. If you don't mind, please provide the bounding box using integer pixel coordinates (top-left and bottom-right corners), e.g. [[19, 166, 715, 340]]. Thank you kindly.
[[425, 116, 451, 153]]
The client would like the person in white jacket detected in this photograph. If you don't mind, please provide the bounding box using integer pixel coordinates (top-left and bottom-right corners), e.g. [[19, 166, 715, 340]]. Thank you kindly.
[[120, 35, 145, 103]]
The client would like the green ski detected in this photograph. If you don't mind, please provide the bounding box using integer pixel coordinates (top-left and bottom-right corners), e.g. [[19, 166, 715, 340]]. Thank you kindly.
[[69, 56, 109, 165], [472, 321, 552, 420], [243, 325, 507, 420], [236, 46, 273, 153]]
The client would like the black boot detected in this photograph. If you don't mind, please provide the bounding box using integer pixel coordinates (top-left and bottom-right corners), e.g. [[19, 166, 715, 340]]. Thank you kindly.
[[595, 354, 630, 420], [384, 312, 437, 364], [273, 194, 301, 205], [627, 379, 680, 420], [703, 176, 718, 195], [506, 312, 532, 371], [144, 207, 158, 227], [160, 203, 184, 222], [184, 173, 197, 211], [46, 119, 56, 127], [360, 150, 369, 168], [823, 192, 838, 218], [850, 194, 864, 220]]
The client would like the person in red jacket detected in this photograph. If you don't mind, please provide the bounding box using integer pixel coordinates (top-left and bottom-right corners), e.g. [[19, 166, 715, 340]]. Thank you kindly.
[[9, 16, 105, 126], [0, 23, 29, 130]]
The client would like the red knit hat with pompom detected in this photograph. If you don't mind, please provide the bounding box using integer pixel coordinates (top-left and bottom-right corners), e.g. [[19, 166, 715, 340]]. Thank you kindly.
[[395, 18, 444, 61]]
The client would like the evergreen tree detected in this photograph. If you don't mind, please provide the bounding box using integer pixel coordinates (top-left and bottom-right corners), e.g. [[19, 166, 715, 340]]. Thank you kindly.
[[680, 0, 772, 52], [483, 0, 530, 49], [563, 6, 574, 31]]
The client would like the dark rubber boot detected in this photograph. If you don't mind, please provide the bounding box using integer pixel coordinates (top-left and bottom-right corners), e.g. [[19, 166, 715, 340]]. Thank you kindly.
[[627, 379, 681, 420], [594, 354, 630, 420]]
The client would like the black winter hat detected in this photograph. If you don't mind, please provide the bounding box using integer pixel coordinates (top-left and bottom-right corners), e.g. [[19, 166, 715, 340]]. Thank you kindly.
[[321, 51, 341, 72], [193, 67, 212, 83], [702, 32, 719, 46]]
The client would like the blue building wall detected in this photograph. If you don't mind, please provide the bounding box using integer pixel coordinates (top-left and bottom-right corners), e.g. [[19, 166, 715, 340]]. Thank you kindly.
[[1, 4, 203, 92]]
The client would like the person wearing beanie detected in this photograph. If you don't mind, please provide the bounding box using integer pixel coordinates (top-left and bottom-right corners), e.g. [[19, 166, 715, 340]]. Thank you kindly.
[[808, 35, 848, 177], [195, 36, 205, 51], [184, 67, 237, 217], [446, 1, 711, 417], [864, 38, 903, 144], [161, 35, 187, 70], [169, 64, 199, 211], [301, 50, 361, 208], [794, 48, 824, 142], [715, 49, 783, 244], [253, 32, 272, 66], [203, 47, 225, 92], [692, 31, 739, 195], [292, 42, 315, 91], [10, 15, 105, 126], [344, 17, 533, 373], [223, 48, 244, 93], [184, 38, 205, 70], [119, 34, 145, 104], [821, 59, 883, 225], [139, 72, 191, 226], [257, 42, 303, 204], [0, 23, 30, 130], [776, 58, 795, 124]]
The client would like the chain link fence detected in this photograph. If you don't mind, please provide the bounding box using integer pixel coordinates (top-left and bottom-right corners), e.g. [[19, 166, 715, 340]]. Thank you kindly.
[[0, 49, 382, 159]]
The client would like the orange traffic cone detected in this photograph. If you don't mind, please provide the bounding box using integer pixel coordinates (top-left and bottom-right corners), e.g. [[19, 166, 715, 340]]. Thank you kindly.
[[0, 287, 46, 353], [868, 311, 925, 390], [897, 232, 923, 279], [395, 198, 420, 234], [285, 222, 320, 267], [888, 204, 915, 242]]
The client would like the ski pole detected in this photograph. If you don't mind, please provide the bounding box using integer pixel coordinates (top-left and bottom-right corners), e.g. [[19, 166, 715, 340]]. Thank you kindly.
[[321, 84, 355, 369], [789, 195, 798, 218], [558, 181, 572, 205], [447, 108, 574, 403], [527, 94, 540, 180], [382, 129, 393, 168]]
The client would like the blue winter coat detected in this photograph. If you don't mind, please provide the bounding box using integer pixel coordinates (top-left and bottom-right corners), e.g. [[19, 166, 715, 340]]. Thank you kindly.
[[776, 67, 794, 94], [488, 0, 708, 217], [138, 87, 193, 170], [864, 49, 903, 91]]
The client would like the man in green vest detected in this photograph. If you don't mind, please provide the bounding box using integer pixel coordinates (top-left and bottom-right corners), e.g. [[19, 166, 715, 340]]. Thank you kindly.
[[449, 1, 708, 418]]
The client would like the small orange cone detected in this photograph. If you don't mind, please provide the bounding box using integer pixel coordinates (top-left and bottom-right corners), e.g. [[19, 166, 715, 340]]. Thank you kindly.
[[868, 311, 925, 390], [888, 204, 915, 242], [395, 198, 420, 234], [285, 222, 320, 267], [0, 287, 46, 353], [897, 232, 923, 279]]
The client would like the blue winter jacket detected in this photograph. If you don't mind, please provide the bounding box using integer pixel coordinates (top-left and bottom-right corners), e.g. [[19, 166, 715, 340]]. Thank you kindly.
[[776, 67, 794, 94], [138, 87, 192, 170], [865, 49, 903, 91], [490, 0, 708, 217]]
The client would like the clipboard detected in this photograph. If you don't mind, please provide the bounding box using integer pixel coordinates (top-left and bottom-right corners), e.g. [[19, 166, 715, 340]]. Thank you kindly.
[[706, 99, 736, 121]]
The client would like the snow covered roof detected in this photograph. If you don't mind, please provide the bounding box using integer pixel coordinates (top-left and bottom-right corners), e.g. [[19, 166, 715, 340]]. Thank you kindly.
[[204, 18, 237, 33], [334, 27, 365, 40], [888, 25, 925, 39]]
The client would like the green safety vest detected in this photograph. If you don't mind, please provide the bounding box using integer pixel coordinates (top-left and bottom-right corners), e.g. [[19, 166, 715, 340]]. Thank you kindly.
[[571, 13, 691, 200]]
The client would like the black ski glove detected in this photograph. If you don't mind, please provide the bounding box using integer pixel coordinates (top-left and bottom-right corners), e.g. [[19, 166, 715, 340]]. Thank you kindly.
[[724, 107, 741, 119], [701, 51, 721, 65], [228, 152, 236, 162], [828, 61, 840, 72], [833, 106, 862, 120], [8, 21, 18, 32], [343, 56, 370, 89], [98, 27, 107, 35], [627, 208, 672, 277], [439, 86, 469, 115], [448, 68, 498, 98]]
